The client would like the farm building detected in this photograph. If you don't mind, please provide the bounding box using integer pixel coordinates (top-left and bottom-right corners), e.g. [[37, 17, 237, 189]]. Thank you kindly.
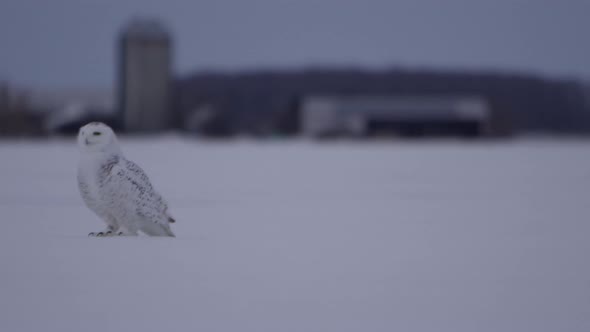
[[300, 96, 491, 138]]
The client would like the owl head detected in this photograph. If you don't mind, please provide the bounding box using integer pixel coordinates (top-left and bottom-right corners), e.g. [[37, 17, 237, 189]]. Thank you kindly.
[[78, 122, 121, 154]]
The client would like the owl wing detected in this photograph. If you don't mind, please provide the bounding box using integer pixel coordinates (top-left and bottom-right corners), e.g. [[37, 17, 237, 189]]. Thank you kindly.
[[102, 158, 171, 227]]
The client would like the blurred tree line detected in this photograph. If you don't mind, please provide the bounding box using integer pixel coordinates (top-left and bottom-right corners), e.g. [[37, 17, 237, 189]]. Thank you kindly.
[[175, 68, 590, 137], [0, 83, 45, 137]]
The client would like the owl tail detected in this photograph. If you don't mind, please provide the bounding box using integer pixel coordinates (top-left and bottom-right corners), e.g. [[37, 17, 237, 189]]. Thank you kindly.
[[163, 225, 176, 237], [163, 215, 176, 237]]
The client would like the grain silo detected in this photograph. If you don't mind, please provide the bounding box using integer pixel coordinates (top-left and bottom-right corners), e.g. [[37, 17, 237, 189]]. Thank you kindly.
[[118, 19, 172, 132]]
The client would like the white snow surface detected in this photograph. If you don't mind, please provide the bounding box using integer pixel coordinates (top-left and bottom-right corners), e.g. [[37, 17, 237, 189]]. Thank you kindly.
[[0, 138, 589, 332]]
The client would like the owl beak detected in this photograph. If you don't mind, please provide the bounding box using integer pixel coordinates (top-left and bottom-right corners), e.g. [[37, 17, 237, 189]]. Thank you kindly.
[[85, 138, 90, 145]]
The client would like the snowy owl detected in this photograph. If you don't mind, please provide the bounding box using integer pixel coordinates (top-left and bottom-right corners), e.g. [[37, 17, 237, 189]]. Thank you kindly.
[[77, 122, 176, 237]]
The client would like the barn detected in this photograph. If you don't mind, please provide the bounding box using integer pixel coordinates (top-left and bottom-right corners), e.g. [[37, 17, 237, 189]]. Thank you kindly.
[[300, 95, 491, 138]]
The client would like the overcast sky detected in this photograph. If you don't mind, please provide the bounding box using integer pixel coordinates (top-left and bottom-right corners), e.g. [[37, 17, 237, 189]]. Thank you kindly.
[[1, 0, 589, 89]]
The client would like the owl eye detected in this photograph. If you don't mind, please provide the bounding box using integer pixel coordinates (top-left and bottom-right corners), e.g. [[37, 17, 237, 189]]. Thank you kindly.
[[93, 131, 102, 136]]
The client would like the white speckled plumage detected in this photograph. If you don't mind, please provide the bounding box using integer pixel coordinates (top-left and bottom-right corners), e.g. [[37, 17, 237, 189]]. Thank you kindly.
[[77, 122, 175, 237]]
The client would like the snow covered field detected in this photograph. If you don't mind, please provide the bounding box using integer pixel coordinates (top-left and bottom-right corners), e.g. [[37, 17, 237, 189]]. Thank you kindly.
[[0, 137, 589, 332]]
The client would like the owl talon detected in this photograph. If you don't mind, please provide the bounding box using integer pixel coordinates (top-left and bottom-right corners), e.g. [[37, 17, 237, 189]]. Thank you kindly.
[[96, 232, 105, 237], [88, 232, 96, 237]]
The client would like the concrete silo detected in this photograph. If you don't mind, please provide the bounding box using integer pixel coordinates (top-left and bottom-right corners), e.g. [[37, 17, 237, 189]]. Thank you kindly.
[[118, 19, 172, 132]]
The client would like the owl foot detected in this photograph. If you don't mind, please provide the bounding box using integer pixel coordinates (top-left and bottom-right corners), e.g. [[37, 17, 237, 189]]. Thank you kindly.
[[88, 230, 115, 237]]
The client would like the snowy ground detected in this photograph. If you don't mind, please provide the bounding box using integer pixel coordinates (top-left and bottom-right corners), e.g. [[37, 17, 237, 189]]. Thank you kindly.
[[0, 137, 589, 332]]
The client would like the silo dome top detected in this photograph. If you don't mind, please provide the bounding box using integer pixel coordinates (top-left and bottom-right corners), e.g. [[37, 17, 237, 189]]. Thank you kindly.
[[121, 18, 170, 40]]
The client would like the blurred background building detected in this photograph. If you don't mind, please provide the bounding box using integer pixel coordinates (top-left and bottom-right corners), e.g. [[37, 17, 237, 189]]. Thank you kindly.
[[299, 96, 491, 138], [118, 19, 173, 132]]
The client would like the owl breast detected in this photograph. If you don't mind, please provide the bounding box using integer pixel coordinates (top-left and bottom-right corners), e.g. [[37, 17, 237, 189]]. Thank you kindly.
[[77, 155, 113, 216], [78, 168, 100, 210]]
